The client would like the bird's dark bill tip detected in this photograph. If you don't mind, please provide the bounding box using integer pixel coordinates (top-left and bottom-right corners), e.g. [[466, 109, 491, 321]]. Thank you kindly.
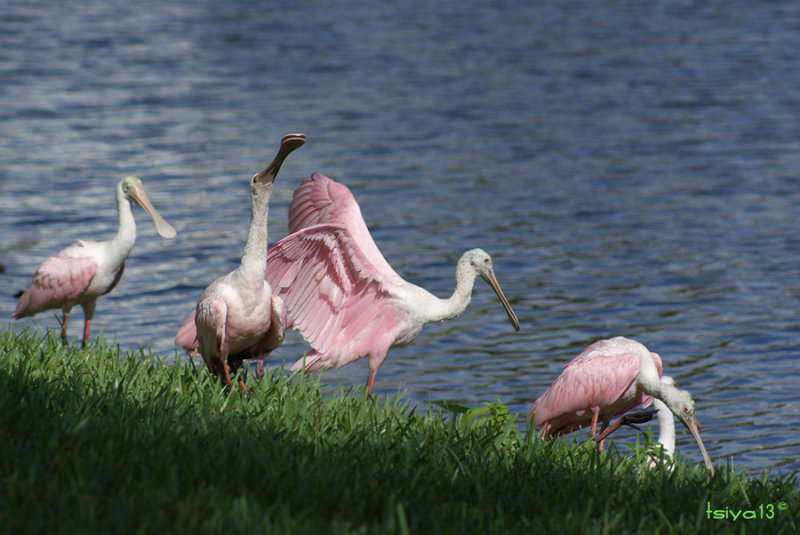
[[281, 133, 306, 151]]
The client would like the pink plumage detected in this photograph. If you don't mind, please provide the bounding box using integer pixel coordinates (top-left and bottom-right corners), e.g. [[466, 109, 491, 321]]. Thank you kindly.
[[529, 336, 716, 472], [13, 176, 175, 345], [266, 173, 520, 395], [174, 311, 198, 351], [530, 337, 663, 438], [266, 223, 410, 376], [190, 134, 304, 395], [176, 172, 520, 396], [286, 172, 403, 281], [13, 256, 99, 319]]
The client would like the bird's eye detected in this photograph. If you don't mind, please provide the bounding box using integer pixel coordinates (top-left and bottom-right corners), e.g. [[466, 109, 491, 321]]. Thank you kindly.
[[483, 258, 489, 263], [683, 406, 690, 414]]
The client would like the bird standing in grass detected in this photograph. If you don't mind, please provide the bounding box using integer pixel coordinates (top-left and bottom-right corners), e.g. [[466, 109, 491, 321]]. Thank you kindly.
[[265, 172, 521, 395], [13, 176, 176, 346], [529, 336, 713, 473], [193, 134, 305, 396]]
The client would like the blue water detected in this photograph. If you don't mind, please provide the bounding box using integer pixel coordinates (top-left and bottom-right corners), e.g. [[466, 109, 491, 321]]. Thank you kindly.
[[1, 0, 798, 477]]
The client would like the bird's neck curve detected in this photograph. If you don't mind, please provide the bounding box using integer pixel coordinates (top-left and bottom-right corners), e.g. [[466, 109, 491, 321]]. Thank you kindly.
[[238, 184, 271, 280], [422, 254, 478, 323], [636, 351, 665, 398], [637, 362, 684, 460], [109, 186, 137, 260], [653, 399, 676, 457]]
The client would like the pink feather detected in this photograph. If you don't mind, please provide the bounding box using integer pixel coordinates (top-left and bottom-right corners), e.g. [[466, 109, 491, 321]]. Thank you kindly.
[[531, 337, 663, 437]]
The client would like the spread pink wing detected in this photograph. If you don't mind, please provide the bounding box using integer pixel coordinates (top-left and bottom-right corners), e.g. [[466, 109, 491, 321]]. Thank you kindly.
[[288, 172, 362, 232], [265, 223, 408, 372], [13, 256, 97, 318], [531, 339, 662, 436], [287, 172, 401, 283]]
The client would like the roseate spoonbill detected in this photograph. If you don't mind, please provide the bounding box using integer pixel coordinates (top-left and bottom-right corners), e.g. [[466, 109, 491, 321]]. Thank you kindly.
[[264, 172, 521, 395], [13, 176, 176, 346], [193, 133, 304, 396], [529, 337, 713, 473]]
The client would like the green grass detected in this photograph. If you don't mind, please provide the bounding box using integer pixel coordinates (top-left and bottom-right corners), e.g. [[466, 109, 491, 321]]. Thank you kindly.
[[0, 330, 797, 534]]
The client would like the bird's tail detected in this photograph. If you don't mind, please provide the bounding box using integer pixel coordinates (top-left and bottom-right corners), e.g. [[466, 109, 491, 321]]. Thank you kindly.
[[12, 289, 32, 319]]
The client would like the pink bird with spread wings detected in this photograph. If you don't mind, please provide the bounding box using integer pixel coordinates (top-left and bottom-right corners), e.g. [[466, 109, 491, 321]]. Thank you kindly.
[[265, 172, 521, 395], [529, 336, 714, 472], [14, 176, 176, 346], [176, 172, 520, 395]]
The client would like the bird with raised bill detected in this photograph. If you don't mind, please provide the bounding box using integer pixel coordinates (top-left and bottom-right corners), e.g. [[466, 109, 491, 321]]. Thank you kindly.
[[193, 134, 305, 397]]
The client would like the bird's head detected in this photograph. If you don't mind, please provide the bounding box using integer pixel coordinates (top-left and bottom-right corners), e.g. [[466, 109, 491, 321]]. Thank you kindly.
[[662, 386, 714, 474], [120, 176, 176, 239], [251, 134, 306, 193], [464, 248, 520, 331]]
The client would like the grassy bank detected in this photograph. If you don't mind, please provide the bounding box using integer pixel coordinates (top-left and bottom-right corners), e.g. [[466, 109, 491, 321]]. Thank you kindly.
[[0, 330, 797, 534]]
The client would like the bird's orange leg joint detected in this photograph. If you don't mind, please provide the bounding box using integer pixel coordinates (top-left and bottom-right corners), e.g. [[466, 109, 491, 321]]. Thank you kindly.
[[593, 417, 625, 446], [596, 420, 609, 452]]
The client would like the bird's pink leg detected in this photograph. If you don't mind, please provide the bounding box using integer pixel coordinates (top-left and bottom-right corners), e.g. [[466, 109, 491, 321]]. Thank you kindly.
[[589, 408, 600, 436], [59, 312, 70, 345], [81, 320, 92, 347], [365, 372, 376, 397], [80, 301, 96, 348]]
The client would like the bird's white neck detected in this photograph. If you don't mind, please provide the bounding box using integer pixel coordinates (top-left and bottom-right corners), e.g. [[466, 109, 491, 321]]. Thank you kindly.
[[652, 398, 676, 458], [636, 351, 666, 399], [109, 186, 137, 260], [238, 184, 271, 280], [420, 253, 478, 323], [637, 365, 683, 461]]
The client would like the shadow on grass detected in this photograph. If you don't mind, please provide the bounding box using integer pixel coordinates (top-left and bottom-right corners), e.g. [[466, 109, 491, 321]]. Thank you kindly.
[[0, 330, 797, 534]]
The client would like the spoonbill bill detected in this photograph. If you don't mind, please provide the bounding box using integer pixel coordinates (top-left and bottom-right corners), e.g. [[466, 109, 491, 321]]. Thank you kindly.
[[13, 176, 176, 345], [264, 172, 521, 395], [529, 336, 713, 473], [193, 134, 304, 396]]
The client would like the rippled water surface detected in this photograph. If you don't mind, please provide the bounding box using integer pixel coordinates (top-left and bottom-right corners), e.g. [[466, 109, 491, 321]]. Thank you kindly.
[[2, 1, 799, 476]]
